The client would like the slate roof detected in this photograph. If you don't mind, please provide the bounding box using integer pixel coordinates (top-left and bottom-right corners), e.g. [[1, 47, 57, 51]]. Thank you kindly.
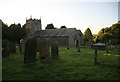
[[92, 43, 106, 46], [77, 30, 83, 36], [32, 29, 69, 37]]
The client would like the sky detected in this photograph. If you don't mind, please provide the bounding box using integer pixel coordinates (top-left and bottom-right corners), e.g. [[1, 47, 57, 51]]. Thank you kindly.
[[0, 0, 119, 34]]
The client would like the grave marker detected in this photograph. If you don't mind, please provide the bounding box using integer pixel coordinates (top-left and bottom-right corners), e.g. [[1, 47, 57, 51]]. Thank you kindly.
[[39, 40, 50, 62], [51, 41, 59, 59], [76, 40, 80, 52], [9, 42, 16, 53], [2, 47, 9, 57], [20, 39, 26, 54], [24, 38, 37, 65]]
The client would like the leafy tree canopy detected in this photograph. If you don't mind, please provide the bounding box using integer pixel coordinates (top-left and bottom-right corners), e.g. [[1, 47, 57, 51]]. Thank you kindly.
[[83, 28, 93, 41], [60, 26, 67, 28], [95, 21, 120, 43], [45, 23, 55, 29], [2, 22, 26, 44]]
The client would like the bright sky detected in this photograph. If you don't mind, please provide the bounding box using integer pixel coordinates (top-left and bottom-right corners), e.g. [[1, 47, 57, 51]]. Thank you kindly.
[[0, 0, 119, 34]]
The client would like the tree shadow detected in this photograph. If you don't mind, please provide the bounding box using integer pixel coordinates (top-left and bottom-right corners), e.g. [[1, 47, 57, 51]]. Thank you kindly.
[[98, 63, 119, 68]]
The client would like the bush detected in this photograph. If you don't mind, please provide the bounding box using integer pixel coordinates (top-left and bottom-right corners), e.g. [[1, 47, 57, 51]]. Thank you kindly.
[[2, 39, 10, 48]]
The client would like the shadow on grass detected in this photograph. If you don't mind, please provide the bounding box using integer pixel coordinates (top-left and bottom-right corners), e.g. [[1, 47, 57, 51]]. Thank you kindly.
[[98, 63, 119, 68]]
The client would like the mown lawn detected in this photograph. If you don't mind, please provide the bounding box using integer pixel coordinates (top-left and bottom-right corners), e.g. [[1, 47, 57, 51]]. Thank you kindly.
[[2, 46, 120, 80]]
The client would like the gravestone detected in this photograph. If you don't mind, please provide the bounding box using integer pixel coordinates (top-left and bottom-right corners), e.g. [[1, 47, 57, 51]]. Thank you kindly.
[[20, 39, 26, 54], [106, 43, 110, 53], [118, 46, 120, 55], [51, 41, 59, 59], [39, 40, 50, 62], [76, 40, 80, 52], [2, 40, 10, 57], [24, 38, 37, 65], [9, 42, 16, 53], [2, 47, 9, 57], [94, 47, 98, 65]]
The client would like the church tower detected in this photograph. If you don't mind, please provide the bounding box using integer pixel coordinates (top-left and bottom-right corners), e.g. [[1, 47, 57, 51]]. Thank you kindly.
[[39, 17, 42, 30], [25, 16, 42, 36]]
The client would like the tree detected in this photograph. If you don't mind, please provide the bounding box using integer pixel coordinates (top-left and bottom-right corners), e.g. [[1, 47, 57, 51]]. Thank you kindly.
[[2, 22, 26, 44], [60, 26, 67, 28], [95, 22, 120, 44], [94, 28, 104, 43], [8, 23, 26, 43], [45, 23, 55, 29], [102, 32, 112, 43], [83, 28, 93, 41], [2, 22, 9, 40]]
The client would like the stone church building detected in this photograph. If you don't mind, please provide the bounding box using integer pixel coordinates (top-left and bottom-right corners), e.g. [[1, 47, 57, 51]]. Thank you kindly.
[[25, 18, 84, 48]]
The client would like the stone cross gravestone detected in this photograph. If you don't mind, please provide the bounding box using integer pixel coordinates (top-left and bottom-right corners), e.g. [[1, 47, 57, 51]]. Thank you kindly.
[[51, 41, 59, 59], [24, 38, 37, 65], [39, 40, 50, 62], [9, 42, 16, 53]]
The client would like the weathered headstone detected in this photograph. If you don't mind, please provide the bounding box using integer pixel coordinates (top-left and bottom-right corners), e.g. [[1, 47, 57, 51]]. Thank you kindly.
[[106, 43, 109, 53], [20, 39, 26, 54], [24, 38, 37, 65], [39, 40, 50, 62], [2, 47, 9, 57], [9, 42, 16, 53], [118, 46, 120, 55], [2, 40, 10, 57], [51, 41, 59, 59], [94, 47, 98, 65], [76, 40, 80, 52]]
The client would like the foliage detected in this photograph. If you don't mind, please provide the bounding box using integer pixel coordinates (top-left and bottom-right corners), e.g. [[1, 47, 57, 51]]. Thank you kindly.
[[2, 46, 119, 80], [2, 22, 9, 40], [60, 26, 67, 28], [94, 21, 120, 43], [2, 39, 10, 48], [2, 22, 26, 44], [96, 28, 104, 41], [110, 23, 120, 44], [83, 28, 93, 42], [102, 32, 112, 43], [45, 23, 55, 29]]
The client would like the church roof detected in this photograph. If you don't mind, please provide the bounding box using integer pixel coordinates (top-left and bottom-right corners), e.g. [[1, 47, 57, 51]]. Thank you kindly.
[[32, 29, 69, 37], [32, 28, 83, 38]]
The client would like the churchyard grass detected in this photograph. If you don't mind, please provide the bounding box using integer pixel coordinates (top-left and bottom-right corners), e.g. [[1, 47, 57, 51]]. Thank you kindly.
[[2, 46, 119, 80]]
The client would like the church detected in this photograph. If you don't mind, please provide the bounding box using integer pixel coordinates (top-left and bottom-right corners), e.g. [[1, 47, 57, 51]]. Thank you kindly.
[[25, 17, 84, 47]]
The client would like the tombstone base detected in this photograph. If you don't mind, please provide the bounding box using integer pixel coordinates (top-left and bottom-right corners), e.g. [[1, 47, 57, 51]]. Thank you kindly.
[[77, 48, 80, 52], [2, 48, 9, 57], [67, 47, 69, 50], [94, 62, 100, 65], [22, 62, 36, 66], [40, 56, 49, 62]]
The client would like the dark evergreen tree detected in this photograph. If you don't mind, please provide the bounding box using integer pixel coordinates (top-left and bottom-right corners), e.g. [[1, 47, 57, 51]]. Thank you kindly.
[[60, 26, 67, 28], [45, 23, 55, 29]]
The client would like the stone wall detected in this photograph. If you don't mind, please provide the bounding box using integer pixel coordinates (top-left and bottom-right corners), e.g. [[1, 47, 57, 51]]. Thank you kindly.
[[35, 36, 69, 51], [66, 28, 81, 47]]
